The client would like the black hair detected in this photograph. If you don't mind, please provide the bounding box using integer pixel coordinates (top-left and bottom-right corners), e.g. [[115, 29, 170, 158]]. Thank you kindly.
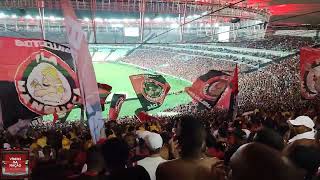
[[86, 146, 104, 171], [177, 115, 206, 158], [288, 145, 320, 180], [101, 138, 129, 170], [253, 128, 284, 151]]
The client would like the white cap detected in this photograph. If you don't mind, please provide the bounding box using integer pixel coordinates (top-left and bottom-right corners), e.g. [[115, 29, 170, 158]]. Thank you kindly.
[[288, 116, 315, 129], [3, 143, 10, 149], [144, 132, 163, 151], [136, 130, 152, 139]]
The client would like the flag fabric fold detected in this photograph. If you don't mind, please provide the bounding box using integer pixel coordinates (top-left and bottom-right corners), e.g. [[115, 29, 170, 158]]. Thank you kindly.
[[109, 94, 126, 121], [186, 66, 238, 112]]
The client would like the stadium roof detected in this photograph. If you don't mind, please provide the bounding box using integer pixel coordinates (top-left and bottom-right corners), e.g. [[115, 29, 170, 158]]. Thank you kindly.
[[0, 0, 319, 25], [246, 0, 320, 24]]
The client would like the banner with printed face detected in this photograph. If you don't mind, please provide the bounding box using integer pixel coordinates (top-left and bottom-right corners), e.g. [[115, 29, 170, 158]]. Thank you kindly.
[[109, 94, 126, 121], [130, 74, 171, 111], [0, 37, 80, 129], [61, 0, 104, 143], [300, 48, 320, 99]]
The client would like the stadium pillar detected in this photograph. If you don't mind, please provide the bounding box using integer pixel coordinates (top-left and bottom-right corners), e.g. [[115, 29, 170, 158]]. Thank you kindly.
[[91, 0, 97, 44], [181, 1, 187, 42], [139, 0, 145, 42], [179, 14, 183, 42], [37, 0, 45, 40]]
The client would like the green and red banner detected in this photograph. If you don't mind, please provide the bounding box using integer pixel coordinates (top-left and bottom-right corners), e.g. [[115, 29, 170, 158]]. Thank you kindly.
[[130, 74, 170, 111], [300, 48, 320, 99], [98, 83, 112, 111], [186, 66, 238, 111], [0, 37, 80, 128], [109, 94, 126, 121]]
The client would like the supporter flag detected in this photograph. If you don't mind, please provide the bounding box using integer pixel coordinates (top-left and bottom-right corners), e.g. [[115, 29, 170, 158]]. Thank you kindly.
[[186, 67, 238, 111], [62, 0, 104, 143], [230, 65, 239, 120], [109, 94, 126, 121], [300, 48, 320, 99], [134, 108, 158, 122], [130, 74, 171, 111], [0, 37, 80, 130], [97, 83, 112, 111]]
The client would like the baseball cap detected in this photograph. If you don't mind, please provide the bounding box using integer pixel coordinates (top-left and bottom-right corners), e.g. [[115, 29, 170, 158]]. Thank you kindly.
[[144, 132, 163, 151], [288, 116, 315, 129]]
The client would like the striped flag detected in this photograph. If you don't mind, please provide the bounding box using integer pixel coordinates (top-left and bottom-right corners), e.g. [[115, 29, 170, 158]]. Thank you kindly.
[[61, 0, 104, 143]]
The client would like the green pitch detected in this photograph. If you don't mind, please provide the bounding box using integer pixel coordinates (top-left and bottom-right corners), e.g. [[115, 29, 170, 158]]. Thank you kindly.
[[44, 62, 192, 121]]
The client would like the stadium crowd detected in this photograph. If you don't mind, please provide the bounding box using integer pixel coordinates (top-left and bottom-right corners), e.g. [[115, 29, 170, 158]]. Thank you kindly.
[[0, 34, 319, 180], [1, 104, 320, 180], [216, 36, 317, 52]]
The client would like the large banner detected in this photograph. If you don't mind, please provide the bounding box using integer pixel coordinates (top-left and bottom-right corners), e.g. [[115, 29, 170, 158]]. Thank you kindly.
[[109, 94, 126, 121], [186, 67, 238, 111], [0, 37, 80, 129], [61, 0, 104, 143], [130, 74, 171, 111], [300, 48, 320, 99]]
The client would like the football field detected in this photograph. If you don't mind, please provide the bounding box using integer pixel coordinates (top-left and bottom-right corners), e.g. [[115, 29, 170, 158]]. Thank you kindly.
[[44, 62, 192, 121]]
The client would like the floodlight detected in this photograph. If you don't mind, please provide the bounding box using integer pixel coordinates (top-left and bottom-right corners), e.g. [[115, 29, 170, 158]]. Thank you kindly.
[[25, 15, 33, 19], [49, 16, 55, 21], [95, 17, 103, 22], [170, 23, 179, 28], [0, 13, 7, 19]]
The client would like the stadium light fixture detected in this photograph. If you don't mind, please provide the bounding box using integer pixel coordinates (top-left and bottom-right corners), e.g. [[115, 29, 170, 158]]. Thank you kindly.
[[25, 15, 33, 19], [95, 18, 103, 22], [170, 23, 179, 28], [193, 15, 201, 18], [154, 17, 164, 22], [0, 13, 7, 19], [202, 11, 208, 15], [49, 16, 55, 21]]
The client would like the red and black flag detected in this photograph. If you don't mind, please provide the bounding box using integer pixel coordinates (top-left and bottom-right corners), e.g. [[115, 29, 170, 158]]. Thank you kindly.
[[97, 83, 112, 111], [134, 108, 159, 122], [300, 48, 320, 99], [186, 66, 238, 111], [0, 37, 80, 129], [130, 74, 170, 111], [109, 94, 126, 121]]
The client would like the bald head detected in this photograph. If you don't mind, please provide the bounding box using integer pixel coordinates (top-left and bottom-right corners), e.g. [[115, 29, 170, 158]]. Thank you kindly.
[[230, 143, 304, 180]]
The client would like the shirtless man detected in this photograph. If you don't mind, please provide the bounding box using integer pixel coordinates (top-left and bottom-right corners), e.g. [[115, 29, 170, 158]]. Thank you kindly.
[[156, 115, 225, 180]]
